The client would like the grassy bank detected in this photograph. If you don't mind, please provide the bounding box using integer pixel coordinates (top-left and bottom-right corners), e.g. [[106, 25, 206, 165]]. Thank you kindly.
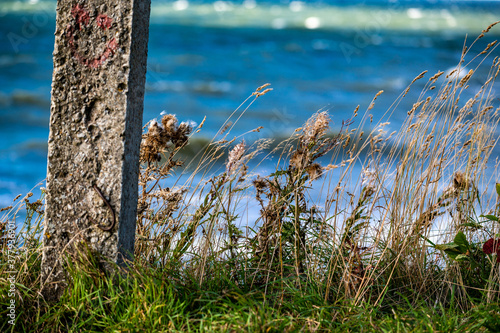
[[2, 27, 500, 332]]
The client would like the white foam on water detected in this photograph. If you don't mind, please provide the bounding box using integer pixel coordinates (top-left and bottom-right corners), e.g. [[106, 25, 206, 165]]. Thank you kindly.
[[407, 8, 423, 19], [173, 0, 189, 11], [304, 16, 321, 29], [145, 2, 499, 36], [213, 1, 233, 12], [289, 1, 305, 12], [1, 1, 498, 35]]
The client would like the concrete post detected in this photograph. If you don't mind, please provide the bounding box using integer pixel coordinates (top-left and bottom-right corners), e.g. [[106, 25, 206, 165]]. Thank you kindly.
[[41, 0, 151, 302]]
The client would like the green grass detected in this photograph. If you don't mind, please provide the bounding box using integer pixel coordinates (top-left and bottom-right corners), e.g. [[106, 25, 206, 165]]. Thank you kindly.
[[1, 237, 499, 332], [2, 27, 500, 332], [1, 245, 499, 332]]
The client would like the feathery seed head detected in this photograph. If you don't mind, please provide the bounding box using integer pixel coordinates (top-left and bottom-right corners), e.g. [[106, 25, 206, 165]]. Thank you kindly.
[[226, 141, 246, 175], [302, 111, 331, 146]]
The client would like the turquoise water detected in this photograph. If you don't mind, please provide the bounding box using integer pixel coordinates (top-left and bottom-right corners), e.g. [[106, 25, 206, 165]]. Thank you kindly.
[[1, 0, 500, 206]]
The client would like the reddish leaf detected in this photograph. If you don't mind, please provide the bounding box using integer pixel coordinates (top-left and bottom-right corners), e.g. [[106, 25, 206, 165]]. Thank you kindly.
[[483, 238, 500, 254]]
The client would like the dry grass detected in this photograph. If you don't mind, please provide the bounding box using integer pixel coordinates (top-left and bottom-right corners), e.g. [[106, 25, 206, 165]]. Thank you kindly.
[[1, 26, 500, 329], [127, 27, 500, 309]]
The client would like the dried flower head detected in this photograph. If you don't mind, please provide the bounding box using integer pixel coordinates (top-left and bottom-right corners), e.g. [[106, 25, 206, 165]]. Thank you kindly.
[[290, 150, 307, 170], [0, 206, 12, 213], [141, 121, 165, 163], [302, 111, 331, 146], [180, 120, 197, 132], [226, 141, 246, 175], [140, 114, 193, 163], [453, 171, 468, 191], [253, 176, 268, 192], [161, 114, 178, 133], [152, 187, 187, 221], [361, 168, 377, 190], [305, 163, 323, 181]]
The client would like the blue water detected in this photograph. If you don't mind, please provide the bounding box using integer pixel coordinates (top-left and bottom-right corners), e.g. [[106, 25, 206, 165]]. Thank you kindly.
[[1, 0, 500, 207]]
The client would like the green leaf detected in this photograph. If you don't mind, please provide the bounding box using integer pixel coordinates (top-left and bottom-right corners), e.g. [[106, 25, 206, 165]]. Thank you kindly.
[[496, 183, 500, 197], [455, 254, 470, 262], [444, 250, 460, 260], [462, 222, 483, 229], [434, 241, 468, 260], [270, 170, 288, 177], [435, 243, 460, 252], [481, 214, 499, 222], [421, 235, 436, 246], [454, 231, 470, 253], [352, 221, 369, 233]]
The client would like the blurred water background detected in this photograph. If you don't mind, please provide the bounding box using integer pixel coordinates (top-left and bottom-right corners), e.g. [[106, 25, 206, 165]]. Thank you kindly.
[[1, 0, 500, 208]]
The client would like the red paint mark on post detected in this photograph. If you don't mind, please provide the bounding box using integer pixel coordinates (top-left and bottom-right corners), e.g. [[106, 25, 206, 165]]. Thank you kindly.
[[66, 5, 118, 68], [97, 14, 113, 30], [71, 4, 90, 29]]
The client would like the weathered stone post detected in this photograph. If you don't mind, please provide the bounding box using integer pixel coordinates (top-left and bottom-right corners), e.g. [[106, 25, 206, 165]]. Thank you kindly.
[[41, 0, 151, 302]]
